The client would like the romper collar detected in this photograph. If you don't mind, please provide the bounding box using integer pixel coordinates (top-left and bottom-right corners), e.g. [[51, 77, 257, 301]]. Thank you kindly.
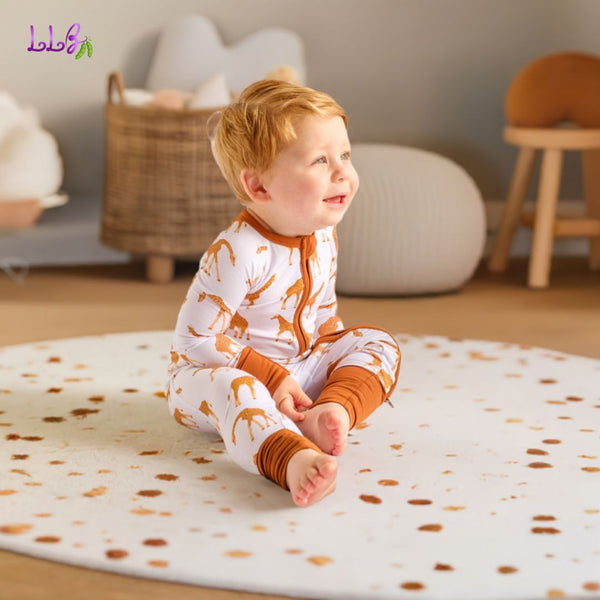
[[238, 210, 316, 252]]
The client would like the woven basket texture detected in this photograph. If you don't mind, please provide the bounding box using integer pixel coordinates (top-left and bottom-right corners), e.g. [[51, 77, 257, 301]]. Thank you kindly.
[[102, 77, 239, 256]]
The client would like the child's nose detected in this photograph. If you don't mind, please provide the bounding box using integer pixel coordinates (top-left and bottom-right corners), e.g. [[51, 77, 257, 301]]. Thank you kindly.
[[332, 161, 348, 181]]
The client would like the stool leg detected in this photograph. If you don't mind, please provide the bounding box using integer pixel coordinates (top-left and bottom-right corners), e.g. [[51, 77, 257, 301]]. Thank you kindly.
[[146, 255, 175, 283], [528, 148, 563, 289], [489, 146, 536, 272], [582, 149, 600, 270]]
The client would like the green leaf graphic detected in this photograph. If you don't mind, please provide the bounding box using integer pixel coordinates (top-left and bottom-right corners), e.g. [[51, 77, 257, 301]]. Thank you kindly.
[[86, 40, 93, 58], [75, 41, 86, 60]]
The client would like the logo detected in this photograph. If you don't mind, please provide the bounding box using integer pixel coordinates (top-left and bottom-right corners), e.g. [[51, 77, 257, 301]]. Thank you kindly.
[[27, 23, 93, 59]]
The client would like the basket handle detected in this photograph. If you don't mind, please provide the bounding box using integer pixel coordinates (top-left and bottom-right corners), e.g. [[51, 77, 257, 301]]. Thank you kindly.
[[107, 72, 126, 106]]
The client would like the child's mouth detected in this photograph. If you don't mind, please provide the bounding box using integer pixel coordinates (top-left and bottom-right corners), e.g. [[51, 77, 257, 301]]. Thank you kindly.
[[323, 195, 346, 205]]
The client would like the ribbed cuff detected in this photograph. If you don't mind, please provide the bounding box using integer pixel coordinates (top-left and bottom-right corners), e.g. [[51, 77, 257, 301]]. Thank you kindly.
[[313, 366, 386, 429], [256, 429, 321, 490], [236, 347, 290, 396]]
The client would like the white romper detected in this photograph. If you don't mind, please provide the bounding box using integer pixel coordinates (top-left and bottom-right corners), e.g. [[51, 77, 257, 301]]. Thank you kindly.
[[166, 210, 400, 476]]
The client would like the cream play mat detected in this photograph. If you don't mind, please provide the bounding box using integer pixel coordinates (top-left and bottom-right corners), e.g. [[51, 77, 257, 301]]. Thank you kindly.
[[1, 331, 599, 600]]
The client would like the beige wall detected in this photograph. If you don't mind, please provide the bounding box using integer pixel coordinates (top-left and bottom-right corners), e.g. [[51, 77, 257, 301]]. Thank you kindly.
[[2, 0, 600, 201]]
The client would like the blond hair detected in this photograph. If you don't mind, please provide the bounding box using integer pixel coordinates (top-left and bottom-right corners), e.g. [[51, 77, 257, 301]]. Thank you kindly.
[[211, 79, 347, 205]]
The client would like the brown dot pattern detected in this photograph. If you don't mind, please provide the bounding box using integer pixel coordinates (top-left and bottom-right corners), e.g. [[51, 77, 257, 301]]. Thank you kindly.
[[0, 332, 598, 599], [307, 555, 333, 566], [401, 581, 426, 591], [224, 550, 252, 558], [498, 565, 519, 574], [359, 494, 382, 504]]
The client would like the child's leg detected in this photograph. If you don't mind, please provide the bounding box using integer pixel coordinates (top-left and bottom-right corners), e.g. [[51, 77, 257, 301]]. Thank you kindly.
[[256, 429, 337, 506], [297, 328, 401, 455], [298, 365, 384, 455], [167, 366, 336, 506]]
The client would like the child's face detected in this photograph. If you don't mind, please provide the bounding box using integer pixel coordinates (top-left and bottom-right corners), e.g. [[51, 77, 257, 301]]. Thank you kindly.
[[249, 114, 359, 237]]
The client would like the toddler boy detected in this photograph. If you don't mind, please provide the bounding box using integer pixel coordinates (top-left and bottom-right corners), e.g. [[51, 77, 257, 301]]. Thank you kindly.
[[167, 80, 400, 506]]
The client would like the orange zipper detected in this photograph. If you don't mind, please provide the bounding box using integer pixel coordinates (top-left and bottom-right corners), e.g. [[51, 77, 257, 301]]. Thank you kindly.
[[294, 236, 315, 353]]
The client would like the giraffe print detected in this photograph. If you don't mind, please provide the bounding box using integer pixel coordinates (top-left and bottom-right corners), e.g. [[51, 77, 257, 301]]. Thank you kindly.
[[271, 314, 295, 344], [365, 351, 382, 369], [169, 327, 400, 486], [281, 278, 303, 310], [246, 274, 276, 307], [201, 239, 236, 282], [179, 353, 206, 368], [173, 407, 200, 430], [228, 376, 257, 407], [199, 400, 218, 424], [231, 408, 278, 445], [214, 334, 239, 360], [197, 292, 233, 331], [305, 281, 325, 315], [174, 211, 345, 367], [231, 216, 245, 233], [168, 211, 400, 487], [187, 325, 206, 338], [377, 369, 394, 392], [317, 316, 342, 337], [310, 251, 322, 275], [230, 312, 250, 340]]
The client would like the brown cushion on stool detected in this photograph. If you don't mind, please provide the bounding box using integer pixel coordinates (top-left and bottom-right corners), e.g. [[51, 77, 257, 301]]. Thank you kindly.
[[505, 52, 600, 127]]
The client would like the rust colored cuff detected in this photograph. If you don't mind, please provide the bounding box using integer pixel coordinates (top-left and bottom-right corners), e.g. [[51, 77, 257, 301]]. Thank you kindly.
[[313, 365, 386, 429], [236, 347, 290, 396], [256, 429, 321, 490]]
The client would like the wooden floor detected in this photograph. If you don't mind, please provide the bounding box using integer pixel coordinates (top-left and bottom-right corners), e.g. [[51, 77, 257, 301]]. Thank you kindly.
[[1, 257, 599, 599]]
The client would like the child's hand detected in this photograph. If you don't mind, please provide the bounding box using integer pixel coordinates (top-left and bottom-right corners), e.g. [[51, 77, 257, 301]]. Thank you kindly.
[[273, 376, 313, 422]]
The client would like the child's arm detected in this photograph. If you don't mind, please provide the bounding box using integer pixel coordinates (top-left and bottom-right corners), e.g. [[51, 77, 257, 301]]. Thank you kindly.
[[170, 233, 290, 396]]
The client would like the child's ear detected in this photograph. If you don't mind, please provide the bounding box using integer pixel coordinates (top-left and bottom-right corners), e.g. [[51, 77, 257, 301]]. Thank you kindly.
[[240, 169, 270, 203]]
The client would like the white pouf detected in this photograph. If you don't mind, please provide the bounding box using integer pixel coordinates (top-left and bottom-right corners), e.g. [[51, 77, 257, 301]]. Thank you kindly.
[[337, 144, 486, 295]]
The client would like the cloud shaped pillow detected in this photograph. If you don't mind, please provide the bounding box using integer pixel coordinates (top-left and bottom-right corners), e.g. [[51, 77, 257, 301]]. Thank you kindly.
[[146, 14, 306, 96]]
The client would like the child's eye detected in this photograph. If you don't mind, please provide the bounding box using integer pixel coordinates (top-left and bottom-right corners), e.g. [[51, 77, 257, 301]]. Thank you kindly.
[[314, 156, 327, 165], [341, 151, 351, 160]]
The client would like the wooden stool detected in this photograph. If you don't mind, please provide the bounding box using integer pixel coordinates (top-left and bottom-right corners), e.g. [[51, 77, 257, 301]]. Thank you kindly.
[[489, 126, 600, 288]]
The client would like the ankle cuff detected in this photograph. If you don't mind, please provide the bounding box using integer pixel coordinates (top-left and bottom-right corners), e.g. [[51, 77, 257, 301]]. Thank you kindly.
[[256, 429, 321, 490], [313, 366, 386, 428]]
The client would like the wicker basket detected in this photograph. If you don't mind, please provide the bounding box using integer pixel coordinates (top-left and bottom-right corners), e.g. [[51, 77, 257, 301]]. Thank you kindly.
[[101, 72, 240, 261]]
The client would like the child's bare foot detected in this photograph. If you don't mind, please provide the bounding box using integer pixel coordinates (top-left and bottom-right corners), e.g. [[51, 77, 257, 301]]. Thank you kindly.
[[297, 402, 350, 455], [286, 449, 337, 507]]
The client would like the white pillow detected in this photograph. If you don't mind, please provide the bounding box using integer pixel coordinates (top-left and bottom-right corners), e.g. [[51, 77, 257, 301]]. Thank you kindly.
[[121, 89, 154, 107], [145, 14, 306, 95], [188, 73, 230, 109]]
